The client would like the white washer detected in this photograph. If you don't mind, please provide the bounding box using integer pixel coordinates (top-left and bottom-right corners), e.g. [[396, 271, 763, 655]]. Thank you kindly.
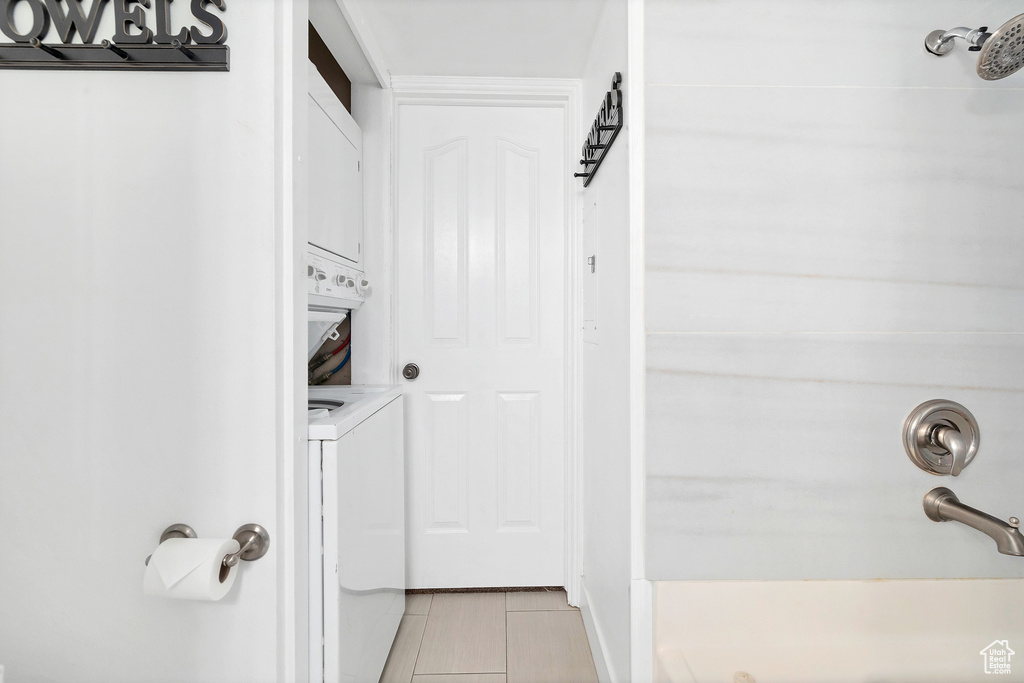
[[308, 385, 405, 683]]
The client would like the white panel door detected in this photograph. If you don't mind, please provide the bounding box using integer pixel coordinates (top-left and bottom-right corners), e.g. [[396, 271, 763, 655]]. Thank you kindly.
[[397, 104, 566, 589]]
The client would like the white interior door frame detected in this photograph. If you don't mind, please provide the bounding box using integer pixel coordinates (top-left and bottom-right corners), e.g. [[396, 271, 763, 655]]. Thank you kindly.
[[627, 0, 653, 680], [389, 76, 583, 603], [276, 1, 308, 681]]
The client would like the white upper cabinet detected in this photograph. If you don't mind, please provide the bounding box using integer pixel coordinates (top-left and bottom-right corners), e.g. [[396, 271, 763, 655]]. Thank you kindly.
[[308, 63, 362, 265]]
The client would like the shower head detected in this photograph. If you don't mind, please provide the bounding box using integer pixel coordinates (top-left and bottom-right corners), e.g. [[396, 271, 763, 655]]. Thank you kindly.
[[978, 15, 1024, 80], [925, 13, 1024, 80]]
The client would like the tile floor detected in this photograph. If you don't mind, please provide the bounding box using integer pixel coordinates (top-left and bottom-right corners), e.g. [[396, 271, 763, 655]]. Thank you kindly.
[[379, 590, 599, 683]]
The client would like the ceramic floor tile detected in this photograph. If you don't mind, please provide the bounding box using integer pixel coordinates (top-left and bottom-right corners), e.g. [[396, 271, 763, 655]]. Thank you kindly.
[[506, 610, 598, 683], [380, 615, 427, 683], [406, 593, 433, 615], [505, 590, 574, 611], [414, 593, 506, 674], [412, 676, 506, 683]]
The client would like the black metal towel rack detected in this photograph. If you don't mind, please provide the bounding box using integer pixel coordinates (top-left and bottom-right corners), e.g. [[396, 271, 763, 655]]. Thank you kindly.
[[575, 72, 623, 188]]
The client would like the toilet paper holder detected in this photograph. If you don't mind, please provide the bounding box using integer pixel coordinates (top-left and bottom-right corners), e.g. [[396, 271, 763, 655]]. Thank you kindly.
[[145, 523, 271, 568]]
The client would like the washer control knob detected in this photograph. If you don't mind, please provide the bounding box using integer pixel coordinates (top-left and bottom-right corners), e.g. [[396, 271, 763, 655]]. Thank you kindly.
[[334, 274, 346, 286], [356, 278, 372, 296], [345, 277, 356, 288], [314, 269, 327, 282]]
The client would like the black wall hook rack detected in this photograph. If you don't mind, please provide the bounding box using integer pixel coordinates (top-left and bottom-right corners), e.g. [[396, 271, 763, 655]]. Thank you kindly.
[[0, 42, 229, 71], [575, 72, 623, 188], [0, 0, 229, 72]]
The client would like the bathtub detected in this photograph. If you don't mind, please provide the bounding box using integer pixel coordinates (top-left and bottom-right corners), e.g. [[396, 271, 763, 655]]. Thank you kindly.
[[654, 579, 1024, 683]]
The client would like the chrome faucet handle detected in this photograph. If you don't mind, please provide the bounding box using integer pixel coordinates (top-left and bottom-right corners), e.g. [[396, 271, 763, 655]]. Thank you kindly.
[[903, 400, 980, 476], [932, 425, 969, 476]]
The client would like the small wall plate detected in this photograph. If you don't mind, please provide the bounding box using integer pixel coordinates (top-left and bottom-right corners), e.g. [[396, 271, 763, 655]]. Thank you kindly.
[[903, 399, 980, 475], [232, 524, 270, 562], [925, 29, 957, 55], [923, 486, 959, 521], [159, 523, 197, 544]]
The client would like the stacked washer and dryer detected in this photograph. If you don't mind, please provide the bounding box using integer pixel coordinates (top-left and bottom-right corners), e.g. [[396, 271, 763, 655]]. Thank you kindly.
[[306, 60, 404, 683], [307, 249, 405, 683]]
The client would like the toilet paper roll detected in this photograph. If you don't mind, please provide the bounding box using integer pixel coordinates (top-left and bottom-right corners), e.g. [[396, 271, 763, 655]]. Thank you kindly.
[[143, 537, 241, 601]]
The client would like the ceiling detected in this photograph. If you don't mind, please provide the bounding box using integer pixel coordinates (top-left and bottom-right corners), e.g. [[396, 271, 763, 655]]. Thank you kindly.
[[348, 0, 607, 78]]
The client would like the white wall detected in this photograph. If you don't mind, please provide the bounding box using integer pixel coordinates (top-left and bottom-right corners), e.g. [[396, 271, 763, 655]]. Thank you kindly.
[[351, 81, 394, 385], [645, 0, 1024, 580], [0, 3, 304, 681], [578, 0, 631, 680]]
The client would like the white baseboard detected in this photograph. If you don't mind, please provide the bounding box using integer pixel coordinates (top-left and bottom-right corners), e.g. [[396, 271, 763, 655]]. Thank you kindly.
[[631, 578, 653, 683], [579, 583, 617, 683]]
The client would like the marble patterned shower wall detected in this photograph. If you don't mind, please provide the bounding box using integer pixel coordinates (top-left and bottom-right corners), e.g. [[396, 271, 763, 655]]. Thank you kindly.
[[644, 0, 1024, 580]]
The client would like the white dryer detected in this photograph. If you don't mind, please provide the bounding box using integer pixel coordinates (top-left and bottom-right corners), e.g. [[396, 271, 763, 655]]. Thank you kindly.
[[306, 248, 368, 363]]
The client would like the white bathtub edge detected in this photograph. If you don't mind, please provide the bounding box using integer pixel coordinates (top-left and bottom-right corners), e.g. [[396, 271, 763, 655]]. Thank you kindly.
[[653, 578, 1024, 683]]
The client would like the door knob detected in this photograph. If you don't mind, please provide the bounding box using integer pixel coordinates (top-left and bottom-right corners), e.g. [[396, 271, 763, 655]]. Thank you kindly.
[[402, 363, 420, 380]]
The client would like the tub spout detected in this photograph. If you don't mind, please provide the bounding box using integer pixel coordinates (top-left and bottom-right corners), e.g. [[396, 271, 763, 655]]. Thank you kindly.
[[924, 487, 1024, 556]]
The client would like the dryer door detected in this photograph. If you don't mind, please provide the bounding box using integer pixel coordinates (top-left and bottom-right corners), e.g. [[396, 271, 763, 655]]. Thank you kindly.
[[308, 309, 347, 361]]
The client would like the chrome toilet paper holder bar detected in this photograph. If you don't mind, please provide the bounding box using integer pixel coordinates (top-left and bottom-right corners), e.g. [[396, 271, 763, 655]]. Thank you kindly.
[[145, 523, 271, 567]]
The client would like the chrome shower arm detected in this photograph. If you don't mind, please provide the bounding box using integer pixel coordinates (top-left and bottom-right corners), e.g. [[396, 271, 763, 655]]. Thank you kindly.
[[940, 26, 990, 46], [926, 26, 992, 55]]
